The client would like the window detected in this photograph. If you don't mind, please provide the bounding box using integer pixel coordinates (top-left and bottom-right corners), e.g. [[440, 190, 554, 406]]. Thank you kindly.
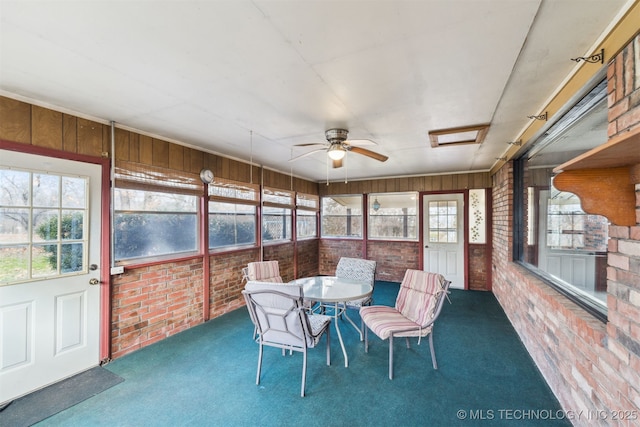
[[321, 195, 362, 238], [296, 193, 318, 240], [208, 201, 256, 249], [0, 169, 88, 284], [114, 189, 198, 261], [208, 178, 258, 250], [262, 188, 293, 243], [113, 161, 201, 262], [515, 78, 609, 319], [368, 192, 418, 240]]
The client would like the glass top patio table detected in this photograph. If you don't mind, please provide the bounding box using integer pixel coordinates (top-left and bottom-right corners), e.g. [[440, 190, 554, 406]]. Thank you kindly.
[[290, 276, 373, 367]]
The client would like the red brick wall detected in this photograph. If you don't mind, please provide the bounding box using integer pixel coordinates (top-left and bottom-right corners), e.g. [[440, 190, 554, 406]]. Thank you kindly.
[[111, 258, 204, 359], [319, 239, 363, 275], [297, 239, 320, 278], [318, 238, 420, 283], [367, 240, 420, 282], [263, 242, 295, 282], [492, 34, 640, 425], [469, 244, 488, 290], [209, 248, 259, 318]]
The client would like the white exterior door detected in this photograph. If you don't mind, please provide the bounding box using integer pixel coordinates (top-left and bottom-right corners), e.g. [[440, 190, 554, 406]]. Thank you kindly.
[[0, 150, 102, 404], [423, 193, 465, 289]]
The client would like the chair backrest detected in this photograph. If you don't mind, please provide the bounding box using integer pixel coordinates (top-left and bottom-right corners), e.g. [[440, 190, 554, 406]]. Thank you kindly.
[[243, 281, 314, 348], [335, 257, 376, 286], [247, 261, 283, 282], [395, 270, 446, 327]]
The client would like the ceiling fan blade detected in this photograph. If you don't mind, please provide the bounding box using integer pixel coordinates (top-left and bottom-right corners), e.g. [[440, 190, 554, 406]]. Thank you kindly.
[[289, 148, 326, 162], [348, 146, 389, 162], [345, 138, 377, 146], [293, 143, 327, 147], [332, 158, 343, 168]]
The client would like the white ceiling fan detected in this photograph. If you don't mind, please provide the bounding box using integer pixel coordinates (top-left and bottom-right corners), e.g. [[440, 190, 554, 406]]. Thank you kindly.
[[289, 128, 388, 168]]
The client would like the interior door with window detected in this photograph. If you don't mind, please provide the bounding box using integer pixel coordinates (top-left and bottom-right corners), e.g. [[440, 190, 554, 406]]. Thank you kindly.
[[0, 150, 102, 404], [423, 193, 465, 289]]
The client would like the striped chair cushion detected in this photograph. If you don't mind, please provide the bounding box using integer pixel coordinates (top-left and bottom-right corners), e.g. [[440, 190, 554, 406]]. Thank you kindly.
[[247, 261, 283, 282], [395, 270, 443, 326], [360, 270, 444, 339], [360, 305, 434, 339]]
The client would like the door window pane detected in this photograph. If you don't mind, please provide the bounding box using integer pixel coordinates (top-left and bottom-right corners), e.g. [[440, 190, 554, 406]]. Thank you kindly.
[[428, 200, 457, 243], [0, 168, 89, 285]]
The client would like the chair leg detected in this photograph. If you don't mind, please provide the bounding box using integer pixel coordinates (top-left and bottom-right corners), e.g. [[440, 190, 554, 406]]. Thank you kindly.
[[301, 349, 307, 397], [256, 344, 263, 385], [364, 324, 369, 353], [326, 326, 331, 366], [429, 332, 438, 369], [388, 335, 394, 380]]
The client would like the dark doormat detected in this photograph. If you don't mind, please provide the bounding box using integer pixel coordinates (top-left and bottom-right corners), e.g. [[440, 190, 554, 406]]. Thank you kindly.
[[0, 366, 124, 427]]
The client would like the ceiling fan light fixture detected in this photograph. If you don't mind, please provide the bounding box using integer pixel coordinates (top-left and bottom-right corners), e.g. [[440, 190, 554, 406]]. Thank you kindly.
[[327, 144, 346, 160]]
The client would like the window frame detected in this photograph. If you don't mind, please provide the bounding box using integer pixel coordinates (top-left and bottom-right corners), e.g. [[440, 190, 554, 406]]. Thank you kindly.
[[113, 161, 202, 265], [261, 187, 294, 244], [367, 192, 418, 241], [513, 75, 609, 322], [113, 187, 200, 264], [296, 193, 319, 240], [207, 178, 259, 252], [320, 194, 363, 239]]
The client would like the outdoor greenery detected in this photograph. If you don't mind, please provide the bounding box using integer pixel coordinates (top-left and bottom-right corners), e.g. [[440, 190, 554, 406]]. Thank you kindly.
[[35, 212, 84, 273]]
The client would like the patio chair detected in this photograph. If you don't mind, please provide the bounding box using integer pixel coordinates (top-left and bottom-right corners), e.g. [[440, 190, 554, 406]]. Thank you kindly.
[[246, 260, 283, 283], [335, 257, 376, 307], [334, 257, 376, 339], [244, 261, 284, 339], [242, 281, 331, 397], [360, 269, 451, 379]]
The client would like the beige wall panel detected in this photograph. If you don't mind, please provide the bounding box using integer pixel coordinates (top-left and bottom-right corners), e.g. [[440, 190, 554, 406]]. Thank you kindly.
[[31, 106, 63, 149], [62, 114, 77, 153], [77, 118, 103, 156], [102, 126, 111, 156], [457, 174, 469, 189], [128, 133, 140, 163], [188, 147, 204, 173], [0, 97, 31, 144], [114, 128, 130, 161], [152, 138, 169, 168], [168, 143, 184, 171], [139, 135, 153, 164]]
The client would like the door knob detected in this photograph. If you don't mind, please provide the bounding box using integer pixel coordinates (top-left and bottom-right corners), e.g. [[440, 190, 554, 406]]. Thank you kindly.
[[89, 278, 101, 285]]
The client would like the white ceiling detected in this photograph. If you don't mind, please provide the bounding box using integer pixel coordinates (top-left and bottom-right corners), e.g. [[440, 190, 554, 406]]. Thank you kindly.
[[0, 0, 630, 183]]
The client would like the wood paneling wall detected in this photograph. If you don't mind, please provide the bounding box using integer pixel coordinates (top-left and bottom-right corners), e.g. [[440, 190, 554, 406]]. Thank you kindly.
[[0, 96, 317, 193], [319, 172, 491, 196], [0, 97, 109, 156]]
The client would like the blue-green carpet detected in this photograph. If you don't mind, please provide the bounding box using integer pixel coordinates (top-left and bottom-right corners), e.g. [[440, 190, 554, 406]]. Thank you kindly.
[[35, 282, 570, 426]]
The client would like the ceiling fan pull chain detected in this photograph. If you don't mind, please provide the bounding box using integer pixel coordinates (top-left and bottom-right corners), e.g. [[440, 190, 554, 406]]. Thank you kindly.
[[326, 155, 329, 186], [344, 152, 348, 184]]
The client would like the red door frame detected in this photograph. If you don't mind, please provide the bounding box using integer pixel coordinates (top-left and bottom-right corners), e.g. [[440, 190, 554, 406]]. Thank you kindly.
[[1, 140, 112, 362]]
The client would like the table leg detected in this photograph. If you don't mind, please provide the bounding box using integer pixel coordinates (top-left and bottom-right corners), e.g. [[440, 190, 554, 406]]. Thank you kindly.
[[333, 302, 349, 367], [342, 309, 363, 341]]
